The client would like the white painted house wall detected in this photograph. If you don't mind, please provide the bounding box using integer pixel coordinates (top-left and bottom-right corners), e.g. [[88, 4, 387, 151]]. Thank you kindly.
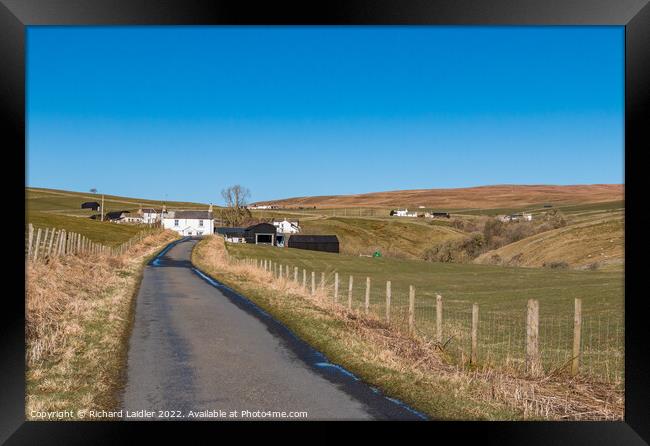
[[141, 211, 162, 224], [273, 219, 300, 234], [162, 211, 214, 236]]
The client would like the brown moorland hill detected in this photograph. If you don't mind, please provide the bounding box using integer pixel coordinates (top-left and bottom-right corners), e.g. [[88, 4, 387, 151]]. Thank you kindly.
[[253, 184, 623, 210]]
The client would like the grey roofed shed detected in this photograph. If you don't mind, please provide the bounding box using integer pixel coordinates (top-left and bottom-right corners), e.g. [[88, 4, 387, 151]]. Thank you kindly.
[[81, 201, 100, 210], [216, 227, 247, 237]]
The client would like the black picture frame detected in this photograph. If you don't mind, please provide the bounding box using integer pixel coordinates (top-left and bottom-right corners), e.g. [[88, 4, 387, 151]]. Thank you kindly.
[[2, 0, 648, 443]]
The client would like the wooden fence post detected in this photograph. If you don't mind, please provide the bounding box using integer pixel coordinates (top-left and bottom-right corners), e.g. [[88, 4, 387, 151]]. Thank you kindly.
[[526, 299, 541, 375], [302, 269, 306, 290], [348, 275, 353, 310], [386, 281, 391, 323], [436, 294, 443, 343], [320, 272, 325, 291], [47, 228, 56, 258], [286, 264, 290, 279], [77, 233, 81, 254], [33, 228, 42, 261], [572, 298, 582, 376], [471, 303, 479, 365], [60, 230, 66, 256], [279, 264, 283, 278], [365, 277, 370, 315], [408, 285, 415, 334], [42, 228, 50, 258], [294, 266, 298, 283], [311, 271, 315, 296], [27, 223, 34, 260], [334, 272, 339, 301]]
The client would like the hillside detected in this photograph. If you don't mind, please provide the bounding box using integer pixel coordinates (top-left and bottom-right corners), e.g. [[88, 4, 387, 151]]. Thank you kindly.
[[26, 187, 211, 246], [474, 212, 624, 270], [252, 184, 623, 210], [27, 187, 211, 217], [300, 217, 465, 259]]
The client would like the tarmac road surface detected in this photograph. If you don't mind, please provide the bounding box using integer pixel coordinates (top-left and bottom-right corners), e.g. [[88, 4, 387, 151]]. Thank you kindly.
[[121, 238, 426, 420]]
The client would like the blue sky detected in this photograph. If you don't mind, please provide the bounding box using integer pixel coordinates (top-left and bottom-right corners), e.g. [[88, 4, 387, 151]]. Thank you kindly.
[[27, 26, 624, 204]]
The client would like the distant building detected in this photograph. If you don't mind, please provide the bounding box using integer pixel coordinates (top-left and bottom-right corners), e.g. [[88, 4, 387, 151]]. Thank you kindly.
[[163, 209, 214, 236], [288, 235, 339, 253], [426, 212, 450, 219], [248, 204, 279, 210], [499, 212, 532, 222], [81, 201, 100, 211], [122, 214, 145, 224], [104, 210, 130, 222], [390, 209, 418, 217]]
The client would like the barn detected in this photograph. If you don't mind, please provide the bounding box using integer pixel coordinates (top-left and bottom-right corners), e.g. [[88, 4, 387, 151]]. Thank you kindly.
[[244, 223, 278, 245], [81, 201, 100, 211], [287, 235, 339, 253], [216, 227, 247, 243]]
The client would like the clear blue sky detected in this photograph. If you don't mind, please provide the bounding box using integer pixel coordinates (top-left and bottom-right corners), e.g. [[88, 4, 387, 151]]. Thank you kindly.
[[27, 26, 624, 205]]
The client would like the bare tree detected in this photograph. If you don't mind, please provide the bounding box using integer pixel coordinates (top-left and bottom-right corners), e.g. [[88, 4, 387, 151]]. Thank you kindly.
[[220, 185, 251, 226]]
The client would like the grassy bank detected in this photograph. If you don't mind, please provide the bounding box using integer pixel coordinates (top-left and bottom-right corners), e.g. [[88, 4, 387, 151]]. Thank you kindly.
[[25, 230, 179, 420], [191, 236, 622, 420], [26, 211, 148, 247]]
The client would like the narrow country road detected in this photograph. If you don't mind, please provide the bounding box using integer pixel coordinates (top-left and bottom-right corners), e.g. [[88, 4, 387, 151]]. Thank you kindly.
[[121, 238, 425, 420]]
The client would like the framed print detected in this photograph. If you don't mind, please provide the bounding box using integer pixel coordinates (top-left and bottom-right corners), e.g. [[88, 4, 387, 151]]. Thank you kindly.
[[2, 0, 648, 443]]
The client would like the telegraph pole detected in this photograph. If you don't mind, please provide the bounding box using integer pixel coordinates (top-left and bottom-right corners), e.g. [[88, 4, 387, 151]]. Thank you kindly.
[[101, 194, 105, 221]]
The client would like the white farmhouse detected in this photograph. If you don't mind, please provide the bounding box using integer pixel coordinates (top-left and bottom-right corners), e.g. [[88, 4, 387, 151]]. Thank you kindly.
[[138, 207, 165, 224], [162, 209, 214, 236], [272, 219, 301, 234]]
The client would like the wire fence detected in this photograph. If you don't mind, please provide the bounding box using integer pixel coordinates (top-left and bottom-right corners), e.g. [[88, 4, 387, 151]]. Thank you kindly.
[[240, 256, 624, 386]]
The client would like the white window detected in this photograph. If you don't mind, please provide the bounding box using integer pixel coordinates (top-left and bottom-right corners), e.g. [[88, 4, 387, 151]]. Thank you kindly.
[[199, 219, 203, 227], [174, 219, 179, 226]]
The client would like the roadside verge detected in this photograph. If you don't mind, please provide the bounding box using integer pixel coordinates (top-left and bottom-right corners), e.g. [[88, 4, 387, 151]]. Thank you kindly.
[[25, 230, 179, 420]]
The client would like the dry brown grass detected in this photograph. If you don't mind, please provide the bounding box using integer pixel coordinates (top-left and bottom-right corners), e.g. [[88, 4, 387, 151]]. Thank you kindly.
[[25, 230, 179, 419], [253, 184, 623, 209], [474, 213, 624, 269], [192, 235, 623, 420]]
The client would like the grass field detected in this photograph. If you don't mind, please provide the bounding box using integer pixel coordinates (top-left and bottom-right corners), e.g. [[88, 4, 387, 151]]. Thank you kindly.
[[27, 187, 211, 216], [300, 216, 464, 259], [27, 211, 146, 247], [225, 243, 624, 383]]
